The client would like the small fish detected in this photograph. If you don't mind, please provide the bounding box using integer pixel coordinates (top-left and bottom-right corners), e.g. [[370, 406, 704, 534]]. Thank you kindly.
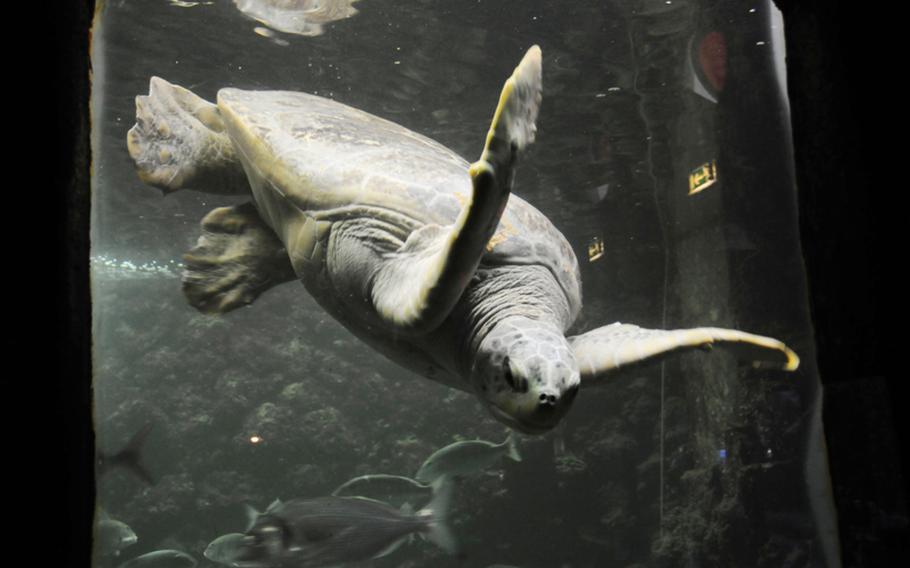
[[331, 474, 432, 508], [235, 480, 457, 567], [204, 533, 247, 566], [415, 432, 521, 484], [97, 422, 155, 485], [97, 512, 138, 556], [116, 549, 196, 568]]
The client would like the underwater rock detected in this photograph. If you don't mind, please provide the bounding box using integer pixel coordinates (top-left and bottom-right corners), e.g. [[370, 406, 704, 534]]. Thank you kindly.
[[110, 473, 197, 551], [299, 407, 361, 454], [131, 473, 197, 519], [652, 506, 711, 562], [554, 453, 588, 476], [197, 470, 263, 510], [585, 430, 639, 463], [280, 463, 330, 496]]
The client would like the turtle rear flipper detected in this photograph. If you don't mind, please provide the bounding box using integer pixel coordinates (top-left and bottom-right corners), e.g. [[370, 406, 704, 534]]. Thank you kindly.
[[370, 46, 543, 333], [127, 77, 247, 195], [182, 203, 298, 314]]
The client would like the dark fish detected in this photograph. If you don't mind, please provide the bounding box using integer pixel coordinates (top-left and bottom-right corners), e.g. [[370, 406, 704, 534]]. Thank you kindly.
[[236, 480, 456, 567], [97, 422, 155, 485]]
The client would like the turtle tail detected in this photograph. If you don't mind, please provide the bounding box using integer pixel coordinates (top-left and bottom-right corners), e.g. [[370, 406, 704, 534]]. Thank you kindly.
[[418, 477, 459, 556], [127, 77, 247, 195]]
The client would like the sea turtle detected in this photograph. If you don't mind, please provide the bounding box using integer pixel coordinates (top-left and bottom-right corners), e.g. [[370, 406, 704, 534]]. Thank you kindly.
[[127, 46, 799, 434], [232, 0, 360, 38]]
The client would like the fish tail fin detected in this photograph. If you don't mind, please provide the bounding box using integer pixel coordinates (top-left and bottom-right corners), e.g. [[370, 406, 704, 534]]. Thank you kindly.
[[506, 431, 522, 463], [419, 476, 459, 555], [111, 422, 156, 485], [426, 516, 459, 556], [243, 504, 262, 531]]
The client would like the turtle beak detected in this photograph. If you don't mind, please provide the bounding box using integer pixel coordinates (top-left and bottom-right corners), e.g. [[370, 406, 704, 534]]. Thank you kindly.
[[486, 404, 553, 434], [484, 386, 578, 434]]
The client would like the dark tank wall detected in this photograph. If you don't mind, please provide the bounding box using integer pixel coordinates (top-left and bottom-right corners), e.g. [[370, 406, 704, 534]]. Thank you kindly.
[[49, 2, 95, 568], [570, 2, 825, 565], [774, 0, 907, 565]]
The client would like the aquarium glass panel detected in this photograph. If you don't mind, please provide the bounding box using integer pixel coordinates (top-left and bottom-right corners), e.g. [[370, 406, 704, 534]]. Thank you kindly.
[[90, 1, 838, 566]]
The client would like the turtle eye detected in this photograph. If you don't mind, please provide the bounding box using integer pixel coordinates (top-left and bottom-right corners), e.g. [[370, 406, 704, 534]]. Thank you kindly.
[[502, 357, 517, 389], [502, 357, 528, 392]]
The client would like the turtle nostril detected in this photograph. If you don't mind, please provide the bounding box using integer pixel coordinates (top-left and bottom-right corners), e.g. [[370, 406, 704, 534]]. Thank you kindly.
[[538, 391, 558, 407]]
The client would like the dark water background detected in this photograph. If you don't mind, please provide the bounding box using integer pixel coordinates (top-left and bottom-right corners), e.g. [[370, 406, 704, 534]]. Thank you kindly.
[[91, 1, 836, 566]]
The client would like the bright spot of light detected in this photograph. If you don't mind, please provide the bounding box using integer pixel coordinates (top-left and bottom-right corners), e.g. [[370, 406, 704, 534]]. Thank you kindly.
[[250, 435, 262, 444]]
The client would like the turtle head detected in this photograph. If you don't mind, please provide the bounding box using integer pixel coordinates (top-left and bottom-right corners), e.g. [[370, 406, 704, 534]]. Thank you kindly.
[[472, 317, 580, 434]]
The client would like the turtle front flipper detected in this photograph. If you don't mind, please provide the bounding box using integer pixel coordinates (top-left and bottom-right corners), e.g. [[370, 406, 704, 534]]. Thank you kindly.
[[128, 77, 248, 195], [182, 203, 298, 314], [370, 46, 543, 334], [568, 323, 800, 386]]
